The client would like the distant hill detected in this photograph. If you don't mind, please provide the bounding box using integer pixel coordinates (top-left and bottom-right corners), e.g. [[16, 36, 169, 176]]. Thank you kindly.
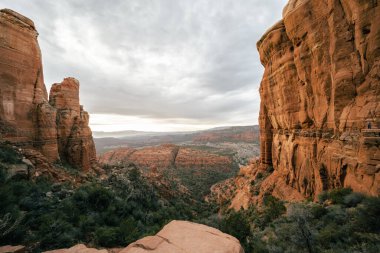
[[94, 125, 259, 153]]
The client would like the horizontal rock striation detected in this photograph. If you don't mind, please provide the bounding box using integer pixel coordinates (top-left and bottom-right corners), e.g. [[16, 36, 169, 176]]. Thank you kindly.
[[99, 144, 233, 172], [257, 0, 380, 199], [0, 9, 96, 171]]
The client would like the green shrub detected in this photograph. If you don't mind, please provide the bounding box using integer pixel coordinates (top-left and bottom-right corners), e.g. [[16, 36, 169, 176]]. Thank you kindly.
[[95, 227, 120, 247], [0, 145, 21, 164], [354, 197, 380, 233], [221, 210, 251, 249], [311, 205, 327, 219], [261, 195, 286, 225], [318, 188, 353, 205], [343, 192, 364, 207], [328, 188, 352, 205], [318, 191, 329, 203]]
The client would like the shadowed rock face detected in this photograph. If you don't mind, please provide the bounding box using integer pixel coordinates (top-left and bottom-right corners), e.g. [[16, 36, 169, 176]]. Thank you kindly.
[[257, 0, 380, 199], [0, 9, 96, 171]]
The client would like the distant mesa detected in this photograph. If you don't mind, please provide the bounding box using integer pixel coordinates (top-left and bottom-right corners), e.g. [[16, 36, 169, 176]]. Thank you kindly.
[[99, 144, 233, 172], [0, 9, 96, 171]]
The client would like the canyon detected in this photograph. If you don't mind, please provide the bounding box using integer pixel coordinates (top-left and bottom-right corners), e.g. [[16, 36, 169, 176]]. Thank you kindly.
[[1, 0, 380, 252], [0, 9, 96, 171], [99, 144, 238, 199]]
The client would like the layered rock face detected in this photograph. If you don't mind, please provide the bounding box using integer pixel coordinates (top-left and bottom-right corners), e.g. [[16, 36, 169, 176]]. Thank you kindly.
[[257, 0, 380, 199], [99, 145, 178, 169], [99, 144, 233, 172], [0, 9, 52, 148], [0, 9, 96, 171]]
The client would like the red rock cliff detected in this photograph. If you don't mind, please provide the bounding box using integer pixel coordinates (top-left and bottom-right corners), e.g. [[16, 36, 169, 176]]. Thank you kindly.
[[257, 0, 380, 199], [0, 9, 96, 171]]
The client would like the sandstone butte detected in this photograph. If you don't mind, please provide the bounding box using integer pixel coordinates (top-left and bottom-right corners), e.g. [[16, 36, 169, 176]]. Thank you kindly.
[[98, 144, 233, 173], [245, 0, 380, 205], [39, 221, 244, 253], [0, 9, 96, 171]]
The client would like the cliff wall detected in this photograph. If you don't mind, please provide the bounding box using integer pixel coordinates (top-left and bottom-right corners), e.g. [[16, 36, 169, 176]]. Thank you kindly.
[[0, 9, 96, 171], [257, 0, 380, 199]]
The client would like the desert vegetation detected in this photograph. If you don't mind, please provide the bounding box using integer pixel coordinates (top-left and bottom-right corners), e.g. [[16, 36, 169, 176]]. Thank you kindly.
[[1, 145, 379, 253], [218, 190, 380, 253]]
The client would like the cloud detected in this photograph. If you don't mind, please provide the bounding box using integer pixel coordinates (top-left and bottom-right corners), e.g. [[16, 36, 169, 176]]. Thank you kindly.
[[0, 0, 287, 131]]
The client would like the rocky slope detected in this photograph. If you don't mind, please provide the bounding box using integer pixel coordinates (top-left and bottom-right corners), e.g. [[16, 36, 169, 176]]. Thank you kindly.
[[256, 0, 380, 200], [0, 9, 96, 171]]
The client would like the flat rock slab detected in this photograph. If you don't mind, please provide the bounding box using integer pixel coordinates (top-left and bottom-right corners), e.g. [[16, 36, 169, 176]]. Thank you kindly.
[[120, 220, 244, 253], [43, 244, 108, 253], [0, 245, 26, 253]]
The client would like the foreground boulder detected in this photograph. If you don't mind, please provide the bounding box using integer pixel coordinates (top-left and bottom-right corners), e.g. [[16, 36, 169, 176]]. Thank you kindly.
[[256, 0, 380, 200], [121, 220, 244, 253], [0, 245, 25, 253], [43, 244, 107, 253], [0, 9, 96, 171], [36, 221, 243, 253]]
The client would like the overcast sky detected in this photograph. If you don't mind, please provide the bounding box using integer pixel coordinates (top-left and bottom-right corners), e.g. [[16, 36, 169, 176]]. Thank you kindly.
[[1, 0, 287, 132]]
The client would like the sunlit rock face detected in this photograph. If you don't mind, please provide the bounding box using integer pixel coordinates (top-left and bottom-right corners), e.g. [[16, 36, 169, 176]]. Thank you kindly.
[[257, 0, 380, 200], [120, 220, 244, 253], [50, 78, 97, 171], [0, 9, 96, 171], [0, 9, 56, 157]]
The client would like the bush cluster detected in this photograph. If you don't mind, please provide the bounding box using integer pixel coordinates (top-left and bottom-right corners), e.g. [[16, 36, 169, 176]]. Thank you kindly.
[[217, 188, 380, 253], [0, 166, 207, 252]]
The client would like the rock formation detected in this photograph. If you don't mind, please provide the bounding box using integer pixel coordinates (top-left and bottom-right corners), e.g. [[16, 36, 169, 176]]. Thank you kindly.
[[50, 78, 97, 171], [35, 221, 244, 253], [0, 245, 26, 253], [120, 220, 244, 253], [0, 9, 96, 171], [42, 244, 108, 253], [98, 144, 233, 172], [256, 0, 380, 200]]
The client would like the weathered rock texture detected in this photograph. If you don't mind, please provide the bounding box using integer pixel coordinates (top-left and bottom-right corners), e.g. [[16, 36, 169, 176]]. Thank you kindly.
[[0, 9, 96, 171], [257, 0, 380, 200], [0, 245, 26, 253], [43, 244, 107, 253], [120, 220, 244, 253], [36, 221, 243, 253], [50, 78, 97, 171]]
